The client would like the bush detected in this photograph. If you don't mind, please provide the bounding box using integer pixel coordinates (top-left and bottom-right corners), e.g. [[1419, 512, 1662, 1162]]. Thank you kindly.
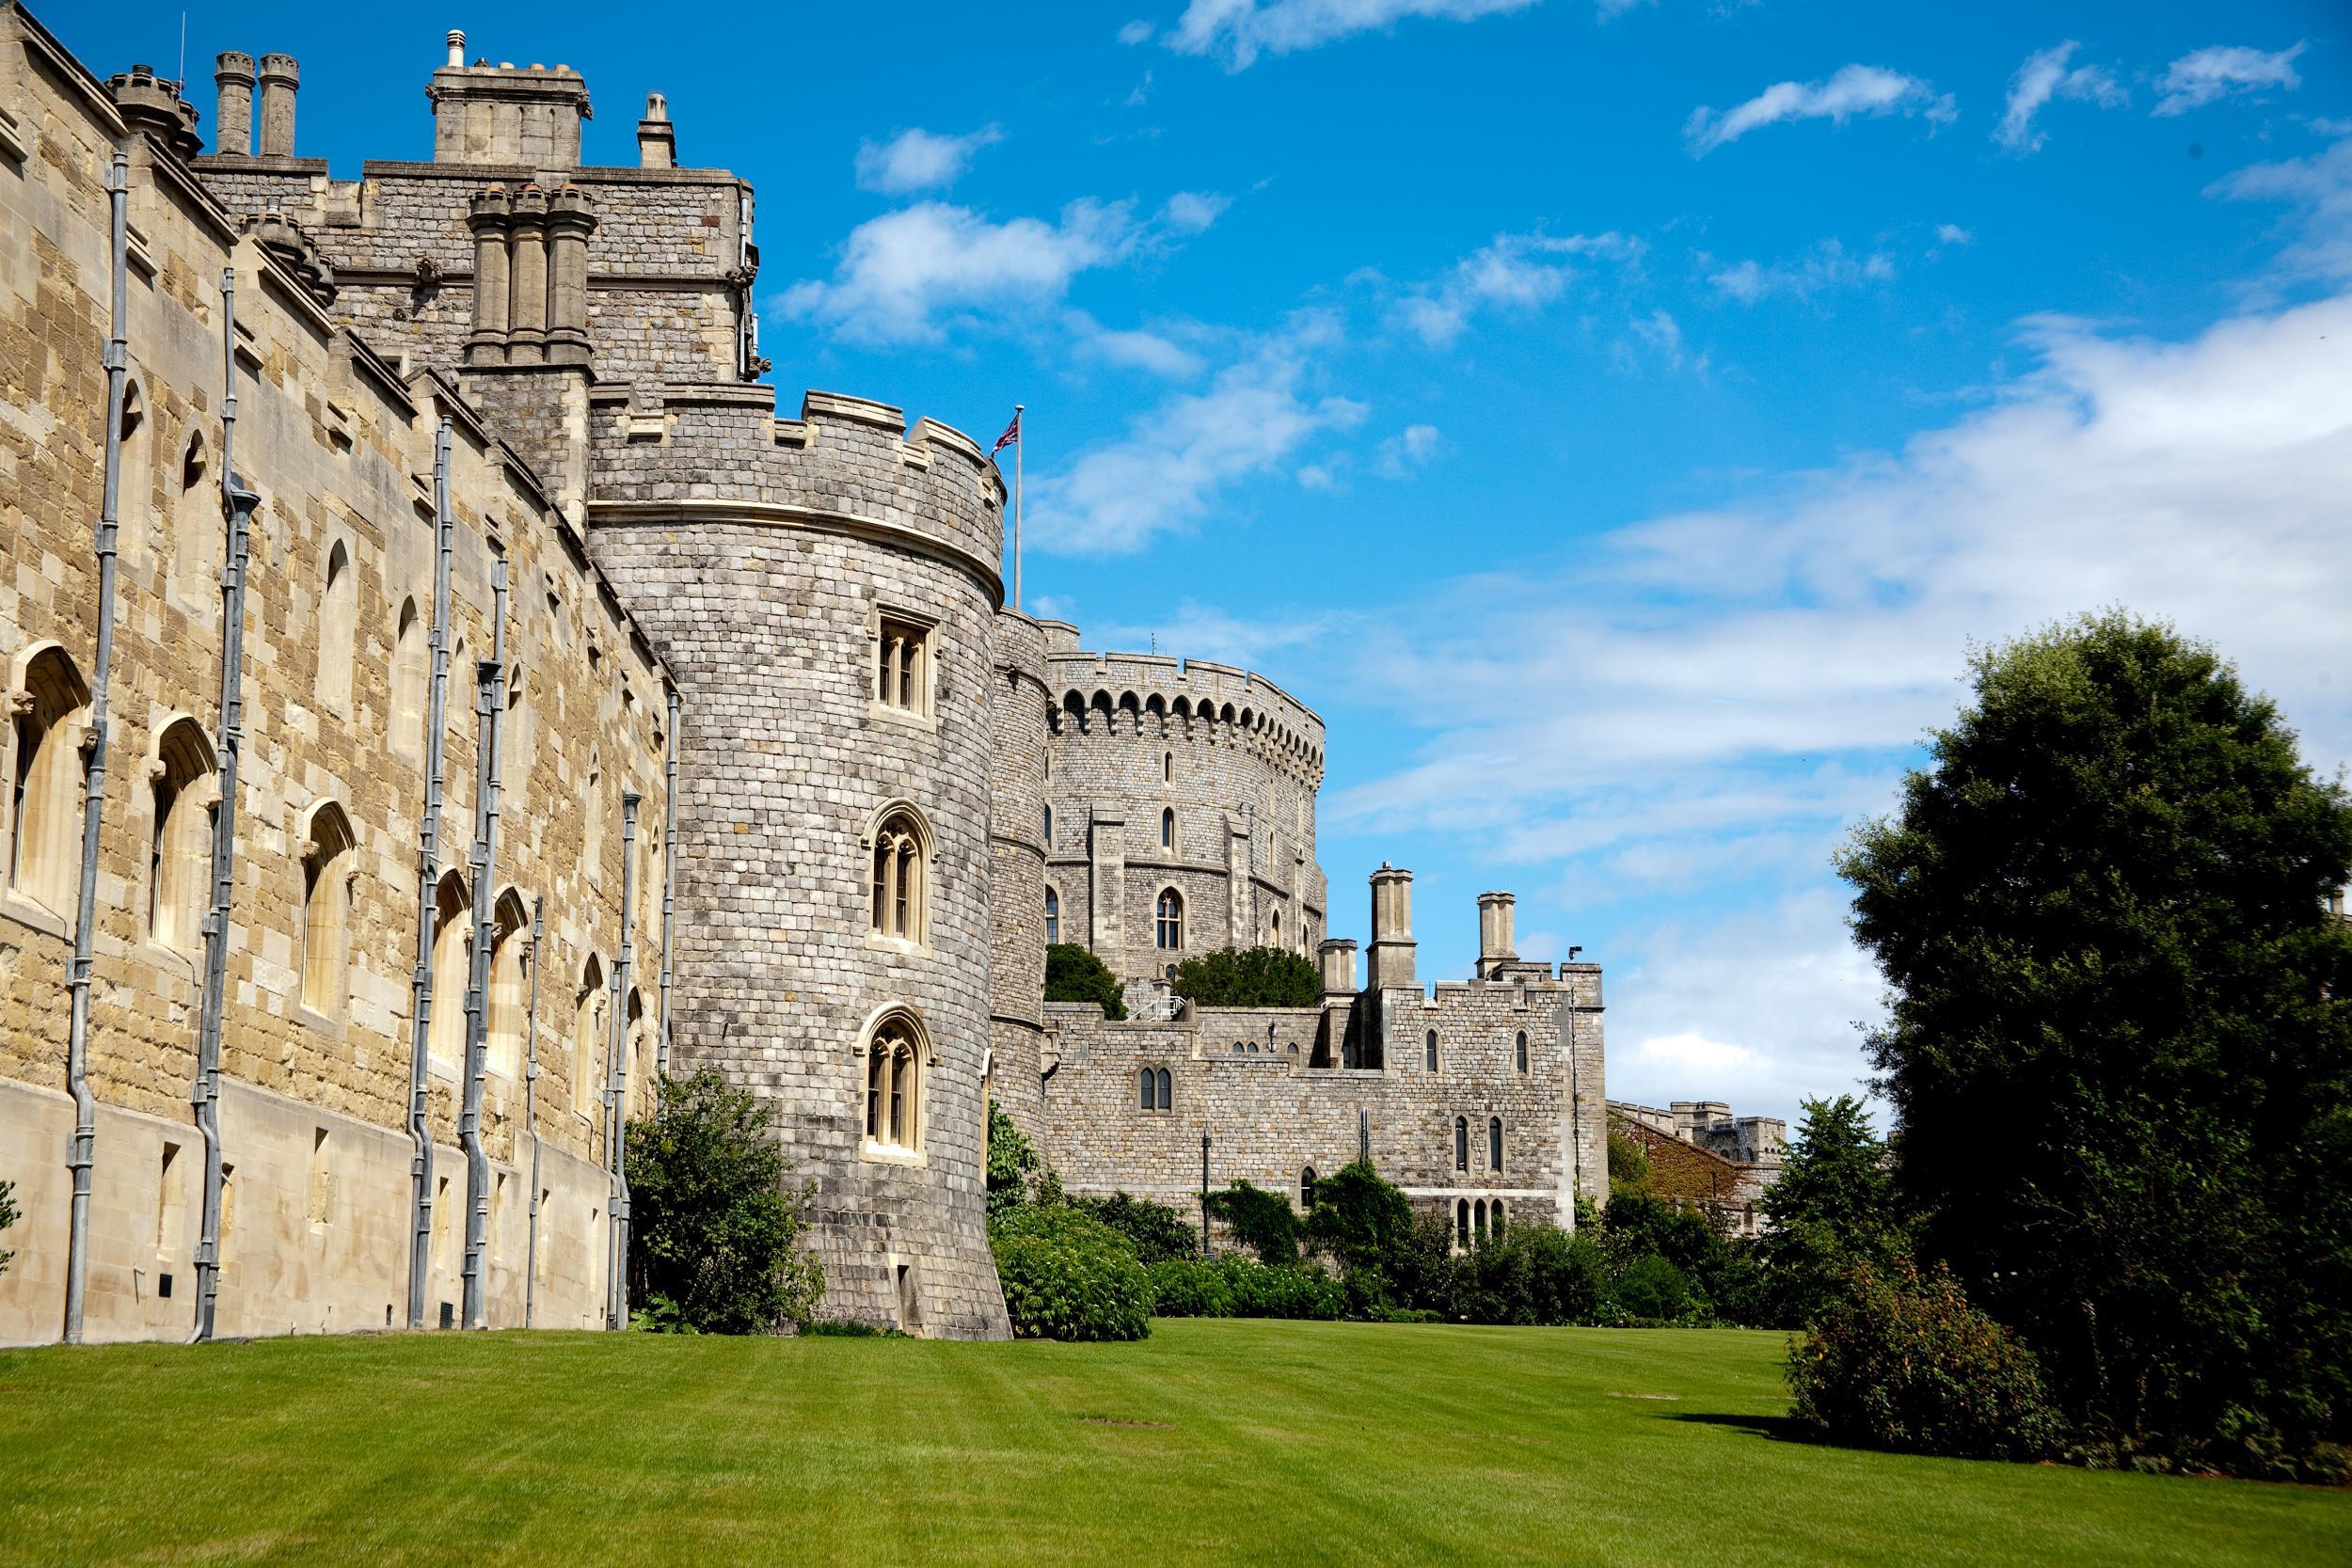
[[1606, 1130, 1651, 1200], [1612, 1254, 1697, 1324], [625, 1070, 824, 1334], [1758, 1095, 1910, 1328], [1444, 1224, 1609, 1326], [1169, 945, 1323, 1008], [986, 1101, 1046, 1219], [1206, 1180, 1300, 1265], [1045, 942, 1127, 1020], [1072, 1191, 1198, 1264], [0, 1177, 15, 1277], [1789, 1259, 2065, 1463], [1147, 1256, 1345, 1320], [1302, 1161, 1417, 1279], [990, 1204, 1153, 1341]]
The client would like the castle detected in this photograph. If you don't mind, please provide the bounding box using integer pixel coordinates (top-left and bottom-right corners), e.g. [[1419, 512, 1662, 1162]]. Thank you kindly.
[[0, 8, 1611, 1345]]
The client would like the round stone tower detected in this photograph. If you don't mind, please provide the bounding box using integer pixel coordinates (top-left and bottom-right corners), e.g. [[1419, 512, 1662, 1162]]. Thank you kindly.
[[587, 387, 1011, 1338], [986, 610, 1050, 1143]]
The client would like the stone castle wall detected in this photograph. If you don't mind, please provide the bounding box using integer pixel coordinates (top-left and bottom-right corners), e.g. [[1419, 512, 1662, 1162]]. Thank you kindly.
[[986, 610, 1050, 1142], [0, 4, 668, 1344]]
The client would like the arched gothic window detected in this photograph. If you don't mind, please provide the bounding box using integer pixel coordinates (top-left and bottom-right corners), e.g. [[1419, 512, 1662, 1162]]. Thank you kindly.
[[1488, 1116, 1503, 1173], [1455, 1198, 1470, 1249], [1155, 887, 1184, 950], [573, 956, 606, 1117], [1516, 1030, 1529, 1073], [1160, 807, 1174, 850], [1474, 1198, 1488, 1241], [318, 540, 355, 712], [391, 597, 426, 759], [298, 802, 357, 1018], [172, 429, 218, 609], [1138, 1067, 1170, 1111], [149, 718, 216, 955], [486, 891, 530, 1079], [1300, 1166, 1317, 1209], [1138, 1067, 1154, 1110], [8, 646, 90, 917], [1163, 751, 1172, 784], [1042, 804, 1052, 844], [868, 807, 928, 942], [1156, 1068, 1171, 1109], [863, 1012, 927, 1154], [118, 380, 151, 564], [1043, 886, 1060, 945], [427, 871, 470, 1069], [1454, 1115, 1469, 1173], [1492, 1200, 1507, 1239], [1425, 1030, 1439, 1072], [584, 750, 604, 879], [627, 988, 652, 1117]]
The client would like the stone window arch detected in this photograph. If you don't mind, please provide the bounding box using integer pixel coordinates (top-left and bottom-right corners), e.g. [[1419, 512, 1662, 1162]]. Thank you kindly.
[[1492, 1199, 1507, 1239], [866, 802, 932, 944], [1155, 1067, 1171, 1110], [626, 987, 651, 1117], [1474, 1198, 1488, 1242], [1516, 1030, 1529, 1073], [862, 1007, 930, 1157], [8, 645, 91, 921], [1160, 806, 1175, 851], [1137, 1066, 1170, 1112], [148, 716, 217, 955], [297, 800, 358, 1018], [318, 538, 356, 712], [505, 663, 531, 802], [391, 596, 426, 759], [1043, 885, 1060, 945], [428, 869, 470, 1071], [1300, 1166, 1316, 1210], [1453, 1115, 1469, 1173], [1488, 1116, 1503, 1173], [1425, 1030, 1439, 1072], [172, 427, 219, 610], [1269, 908, 1279, 945], [1163, 751, 1172, 784], [1455, 1198, 1470, 1250], [118, 377, 152, 564], [584, 748, 604, 879], [1155, 887, 1184, 950], [1042, 803, 1052, 845], [572, 954, 606, 1118], [486, 889, 531, 1079]]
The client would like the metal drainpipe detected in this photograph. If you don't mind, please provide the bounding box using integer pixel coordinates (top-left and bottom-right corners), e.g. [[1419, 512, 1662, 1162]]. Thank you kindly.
[[405, 419, 455, 1330], [657, 688, 677, 1088], [605, 790, 640, 1330], [189, 262, 257, 1344], [61, 150, 129, 1344], [458, 556, 507, 1329], [521, 895, 545, 1328]]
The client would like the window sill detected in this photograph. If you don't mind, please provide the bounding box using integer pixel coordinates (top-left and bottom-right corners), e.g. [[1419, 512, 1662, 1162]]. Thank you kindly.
[[866, 701, 937, 733], [0, 892, 70, 942], [864, 932, 930, 958], [859, 1138, 927, 1168], [141, 940, 199, 982], [296, 1004, 345, 1039]]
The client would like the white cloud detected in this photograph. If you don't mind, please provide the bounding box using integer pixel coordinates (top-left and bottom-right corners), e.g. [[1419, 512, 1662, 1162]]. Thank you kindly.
[[1119, 18, 1154, 43], [779, 194, 1224, 345], [1167, 0, 1540, 71], [2213, 131, 2352, 286], [2154, 42, 2306, 118], [1935, 222, 1974, 246], [1706, 239, 1893, 303], [1026, 323, 1367, 554], [1612, 309, 1706, 375], [1994, 40, 2125, 153], [1391, 231, 1639, 347], [1070, 312, 1210, 378], [1685, 63, 1957, 156], [853, 125, 1003, 195], [1374, 423, 1445, 479], [1078, 599, 1351, 672]]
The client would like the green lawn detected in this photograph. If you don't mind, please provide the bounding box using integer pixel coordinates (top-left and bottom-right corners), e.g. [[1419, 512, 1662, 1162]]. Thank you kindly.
[[0, 1320, 2342, 1567]]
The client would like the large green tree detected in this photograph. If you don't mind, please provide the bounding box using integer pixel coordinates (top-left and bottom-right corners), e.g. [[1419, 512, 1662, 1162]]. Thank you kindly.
[[1170, 945, 1323, 1008], [1045, 942, 1127, 1020], [1838, 612, 2352, 1478], [1758, 1095, 1908, 1326]]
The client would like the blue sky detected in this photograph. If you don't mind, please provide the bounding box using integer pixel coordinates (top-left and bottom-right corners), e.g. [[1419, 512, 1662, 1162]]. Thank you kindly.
[[63, 0, 2352, 1124]]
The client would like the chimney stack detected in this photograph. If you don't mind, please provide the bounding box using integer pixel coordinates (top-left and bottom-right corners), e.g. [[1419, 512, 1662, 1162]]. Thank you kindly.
[[256, 53, 298, 157], [213, 52, 256, 156], [636, 91, 676, 169], [1475, 891, 1517, 978], [446, 30, 466, 69], [1365, 864, 1416, 991], [1318, 938, 1358, 997]]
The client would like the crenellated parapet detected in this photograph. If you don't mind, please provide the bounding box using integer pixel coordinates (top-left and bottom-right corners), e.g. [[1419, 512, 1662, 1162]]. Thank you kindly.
[[1041, 632, 1325, 790], [586, 385, 1008, 596]]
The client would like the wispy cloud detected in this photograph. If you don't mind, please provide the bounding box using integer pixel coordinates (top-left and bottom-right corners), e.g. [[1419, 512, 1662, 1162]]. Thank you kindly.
[[1389, 231, 1640, 347], [1374, 423, 1445, 479], [777, 194, 1224, 344], [853, 125, 1003, 195], [1068, 311, 1211, 378], [1026, 317, 1367, 554], [1705, 239, 1894, 303], [2154, 42, 2306, 118], [1935, 222, 1974, 246], [2211, 130, 2352, 288], [1685, 63, 1956, 156], [1165, 0, 1540, 71], [1613, 309, 1706, 375], [1994, 41, 2126, 153]]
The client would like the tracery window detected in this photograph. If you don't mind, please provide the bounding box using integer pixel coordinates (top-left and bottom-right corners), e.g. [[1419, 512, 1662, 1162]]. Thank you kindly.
[[1155, 887, 1184, 950], [1136, 1066, 1171, 1112], [8, 646, 90, 918], [868, 808, 928, 942], [864, 1013, 928, 1154], [875, 615, 930, 716]]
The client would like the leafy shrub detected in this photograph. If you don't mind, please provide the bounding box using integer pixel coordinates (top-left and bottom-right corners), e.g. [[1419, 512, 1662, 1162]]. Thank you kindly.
[[1789, 1259, 2065, 1463], [1606, 1130, 1651, 1199], [987, 1101, 1045, 1219], [1073, 1191, 1198, 1263], [1169, 945, 1323, 1008], [1612, 1254, 1697, 1324], [1148, 1256, 1345, 1320], [1045, 942, 1127, 1020], [1206, 1180, 1300, 1265], [0, 1177, 15, 1278], [990, 1204, 1152, 1341], [1443, 1224, 1609, 1326], [1302, 1161, 1417, 1280], [625, 1070, 824, 1334]]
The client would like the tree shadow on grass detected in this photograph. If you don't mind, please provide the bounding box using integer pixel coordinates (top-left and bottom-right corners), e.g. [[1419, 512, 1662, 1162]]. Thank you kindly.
[[1667, 1412, 1822, 1445]]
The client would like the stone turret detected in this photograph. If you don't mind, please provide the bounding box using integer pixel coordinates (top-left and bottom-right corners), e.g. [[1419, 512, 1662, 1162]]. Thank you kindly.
[[106, 64, 202, 159]]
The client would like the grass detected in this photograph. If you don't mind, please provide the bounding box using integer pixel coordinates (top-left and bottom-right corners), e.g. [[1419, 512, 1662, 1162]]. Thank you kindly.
[[0, 1320, 2344, 1567]]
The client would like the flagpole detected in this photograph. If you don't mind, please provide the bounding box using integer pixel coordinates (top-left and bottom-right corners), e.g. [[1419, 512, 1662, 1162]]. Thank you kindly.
[[1013, 403, 1025, 613]]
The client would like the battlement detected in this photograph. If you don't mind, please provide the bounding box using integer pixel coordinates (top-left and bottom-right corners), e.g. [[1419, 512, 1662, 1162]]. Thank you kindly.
[[427, 32, 593, 167], [1044, 644, 1324, 782], [585, 384, 1007, 594]]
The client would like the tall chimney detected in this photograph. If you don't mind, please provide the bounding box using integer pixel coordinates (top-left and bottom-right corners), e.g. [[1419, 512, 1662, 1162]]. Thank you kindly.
[[257, 53, 298, 157], [214, 52, 255, 156], [1476, 891, 1517, 978], [1365, 864, 1416, 991], [637, 91, 676, 168]]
